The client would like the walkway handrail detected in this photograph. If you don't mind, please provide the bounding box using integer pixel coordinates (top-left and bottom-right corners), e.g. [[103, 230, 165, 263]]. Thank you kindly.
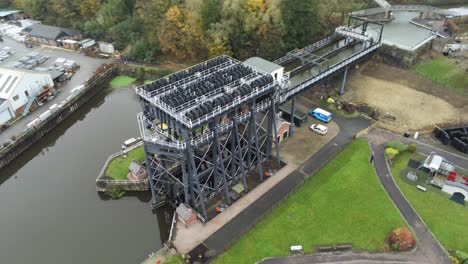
[[96, 141, 147, 184], [351, 5, 460, 17], [168, 212, 177, 242], [280, 42, 381, 102]]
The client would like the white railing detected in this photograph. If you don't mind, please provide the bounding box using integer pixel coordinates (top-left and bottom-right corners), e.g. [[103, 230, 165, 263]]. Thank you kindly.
[[351, 5, 460, 17], [141, 55, 231, 96], [274, 34, 340, 65], [189, 99, 271, 147], [96, 141, 148, 186], [351, 7, 385, 16], [176, 72, 259, 114], [137, 113, 187, 150], [150, 60, 236, 98], [168, 212, 177, 242], [281, 43, 381, 102], [335, 26, 373, 42], [187, 82, 276, 128]]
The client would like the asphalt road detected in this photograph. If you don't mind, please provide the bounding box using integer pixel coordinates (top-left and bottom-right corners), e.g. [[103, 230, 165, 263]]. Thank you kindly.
[[365, 129, 468, 169], [365, 129, 453, 264], [0, 37, 106, 143], [260, 251, 419, 264]]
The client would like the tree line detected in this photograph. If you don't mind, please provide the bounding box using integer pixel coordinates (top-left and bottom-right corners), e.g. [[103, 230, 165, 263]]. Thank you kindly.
[[12, 0, 372, 62]]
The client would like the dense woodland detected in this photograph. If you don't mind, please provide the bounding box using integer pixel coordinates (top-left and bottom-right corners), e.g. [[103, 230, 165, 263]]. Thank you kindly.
[[6, 0, 468, 62]]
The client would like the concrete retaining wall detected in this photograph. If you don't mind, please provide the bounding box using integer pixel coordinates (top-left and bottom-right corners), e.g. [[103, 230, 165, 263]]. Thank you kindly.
[[378, 39, 432, 68], [0, 64, 117, 169]]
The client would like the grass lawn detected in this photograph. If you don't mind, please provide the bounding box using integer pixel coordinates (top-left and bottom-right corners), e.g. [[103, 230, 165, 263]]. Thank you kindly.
[[165, 255, 184, 264], [144, 80, 153, 84], [214, 140, 407, 264], [411, 57, 468, 95], [105, 146, 145, 180], [110, 75, 137, 86], [391, 152, 468, 253]]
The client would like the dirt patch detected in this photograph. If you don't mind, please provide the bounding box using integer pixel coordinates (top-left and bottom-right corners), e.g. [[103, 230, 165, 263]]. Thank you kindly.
[[343, 72, 467, 133], [361, 60, 468, 110]]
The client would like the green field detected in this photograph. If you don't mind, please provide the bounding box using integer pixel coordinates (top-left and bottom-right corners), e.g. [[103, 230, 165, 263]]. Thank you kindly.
[[110, 75, 137, 86], [105, 146, 145, 180], [214, 140, 407, 264], [412, 57, 468, 94], [391, 152, 468, 253], [165, 255, 184, 264], [144, 80, 153, 84]]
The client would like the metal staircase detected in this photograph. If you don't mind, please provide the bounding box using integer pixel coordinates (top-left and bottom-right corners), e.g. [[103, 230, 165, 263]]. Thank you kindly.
[[22, 97, 36, 116]]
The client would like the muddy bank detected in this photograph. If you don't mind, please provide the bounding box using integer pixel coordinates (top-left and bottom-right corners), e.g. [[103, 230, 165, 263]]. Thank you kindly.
[[361, 60, 468, 110]]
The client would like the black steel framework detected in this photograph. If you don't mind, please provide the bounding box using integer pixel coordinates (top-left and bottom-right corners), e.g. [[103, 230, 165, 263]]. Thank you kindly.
[[136, 17, 384, 221]]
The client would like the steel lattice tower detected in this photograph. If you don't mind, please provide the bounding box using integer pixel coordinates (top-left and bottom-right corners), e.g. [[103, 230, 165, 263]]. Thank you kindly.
[[136, 56, 285, 221]]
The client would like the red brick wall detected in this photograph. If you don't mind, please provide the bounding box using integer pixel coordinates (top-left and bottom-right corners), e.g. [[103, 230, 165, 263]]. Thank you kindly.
[[275, 122, 290, 143], [14, 103, 26, 117]]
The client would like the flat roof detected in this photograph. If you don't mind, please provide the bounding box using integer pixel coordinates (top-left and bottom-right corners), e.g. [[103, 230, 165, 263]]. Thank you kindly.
[[244, 57, 283, 74], [139, 55, 276, 126], [0, 9, 20, 17]]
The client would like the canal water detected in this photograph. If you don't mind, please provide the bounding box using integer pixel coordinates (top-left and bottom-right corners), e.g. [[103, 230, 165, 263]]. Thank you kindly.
[[0, 87, 168, 264], [381, 11, 434, 48]]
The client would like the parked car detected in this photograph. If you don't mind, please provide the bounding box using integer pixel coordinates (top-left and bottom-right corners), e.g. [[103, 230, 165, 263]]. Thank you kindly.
[[309, 108, 332, 123], [310, 124, 328, 135]]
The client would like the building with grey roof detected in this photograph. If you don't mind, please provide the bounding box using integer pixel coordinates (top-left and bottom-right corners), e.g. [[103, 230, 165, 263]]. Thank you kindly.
[[22, 24, 82, 48], [0, 9, 20, 20]]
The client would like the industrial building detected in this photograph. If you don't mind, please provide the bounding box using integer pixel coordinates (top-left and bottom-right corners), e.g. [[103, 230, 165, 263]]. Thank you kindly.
[[0, 67, 54, 125], [137, 17, 384, 221], [22, 24, 82, 48], [0, 9, 20, 21]]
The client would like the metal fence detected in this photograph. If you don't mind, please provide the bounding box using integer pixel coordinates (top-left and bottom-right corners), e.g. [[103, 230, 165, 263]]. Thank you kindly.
[[95, 141, 149, 188]]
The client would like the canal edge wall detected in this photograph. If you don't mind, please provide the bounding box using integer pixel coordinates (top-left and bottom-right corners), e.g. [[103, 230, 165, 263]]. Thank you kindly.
[[0, 64, 118, 170], [96, 141, 149, 192]]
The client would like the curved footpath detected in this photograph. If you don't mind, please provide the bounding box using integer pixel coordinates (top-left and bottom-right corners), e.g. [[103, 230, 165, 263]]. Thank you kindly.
[[260, 251, 419, 264], [183, 120, 459, 263], [364, 129, 456, 264]]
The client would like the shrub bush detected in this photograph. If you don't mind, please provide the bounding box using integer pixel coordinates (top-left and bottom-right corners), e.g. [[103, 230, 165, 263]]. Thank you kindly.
[[386, 140, 408, 152], [385, 148, 399, 159], [105, 186, 126, 199], [387, 227, 416, 252], [408, 143, 417, 153]]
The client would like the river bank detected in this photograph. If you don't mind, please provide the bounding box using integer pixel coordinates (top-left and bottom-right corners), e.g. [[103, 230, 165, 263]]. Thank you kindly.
[[0, 86, 169, 264]]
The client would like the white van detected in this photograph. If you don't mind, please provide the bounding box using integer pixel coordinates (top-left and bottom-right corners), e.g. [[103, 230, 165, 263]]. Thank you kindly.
[[310, 124, 328, 135], [122, 137, 139, 149]]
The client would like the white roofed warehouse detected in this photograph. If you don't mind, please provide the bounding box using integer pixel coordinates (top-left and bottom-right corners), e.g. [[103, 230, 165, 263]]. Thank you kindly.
[[0, 67, 54, 125]]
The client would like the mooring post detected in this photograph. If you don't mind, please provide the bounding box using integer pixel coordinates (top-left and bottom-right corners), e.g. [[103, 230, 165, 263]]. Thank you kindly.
[[339, 66, 348, 96], [289, 96, 296, 137]]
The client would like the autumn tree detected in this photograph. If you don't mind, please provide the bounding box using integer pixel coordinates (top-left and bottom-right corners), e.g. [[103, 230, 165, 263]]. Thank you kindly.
[[201, 0, 221, 31], [79, 0, 102, 20], [158, 5, 204, 59], [281, 0, 322, 49]]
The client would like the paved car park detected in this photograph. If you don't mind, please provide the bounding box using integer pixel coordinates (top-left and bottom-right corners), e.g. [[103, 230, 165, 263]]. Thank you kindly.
[[0, 37, 107, 142]]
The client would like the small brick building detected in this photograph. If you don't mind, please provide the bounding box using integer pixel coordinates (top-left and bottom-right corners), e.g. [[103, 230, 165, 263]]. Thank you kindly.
[[23, 24, 82, 49]]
